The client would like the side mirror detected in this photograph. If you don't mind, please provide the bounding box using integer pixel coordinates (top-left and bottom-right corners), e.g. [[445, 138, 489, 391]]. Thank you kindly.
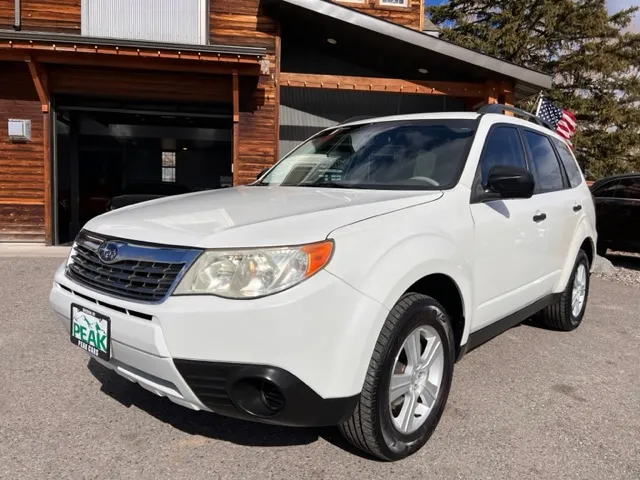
[[486, 165, 535, 200], [257, 168, 269, 180]]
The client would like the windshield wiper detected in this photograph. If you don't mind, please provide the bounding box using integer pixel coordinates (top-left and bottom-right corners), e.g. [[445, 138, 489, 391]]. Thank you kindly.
[[301, 181, 370, 189]]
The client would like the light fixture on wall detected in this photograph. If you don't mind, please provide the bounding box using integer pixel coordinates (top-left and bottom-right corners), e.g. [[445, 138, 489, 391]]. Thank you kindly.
[[418, 68, 429, 74], [7, 119, 31, 142], [327, 38, 337, 45]]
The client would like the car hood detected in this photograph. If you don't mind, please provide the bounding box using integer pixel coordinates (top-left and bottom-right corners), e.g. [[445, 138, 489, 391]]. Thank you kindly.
[[83, 186, 443, 248]]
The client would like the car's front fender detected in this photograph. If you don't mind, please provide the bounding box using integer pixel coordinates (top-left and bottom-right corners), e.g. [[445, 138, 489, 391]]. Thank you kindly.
[[325, 199, 475, 388]]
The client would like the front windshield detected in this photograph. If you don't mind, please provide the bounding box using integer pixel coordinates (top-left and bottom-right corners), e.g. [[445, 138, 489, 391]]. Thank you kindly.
[[258, 119, 477, 190]]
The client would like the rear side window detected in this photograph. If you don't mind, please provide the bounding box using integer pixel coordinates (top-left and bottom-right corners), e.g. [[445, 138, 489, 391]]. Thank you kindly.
[[523, 131, 564, 193], [616, 178, 640, 200], [553, 139, 583, 188], [592, 180, 621, 198], [479, 126, 528, 186]]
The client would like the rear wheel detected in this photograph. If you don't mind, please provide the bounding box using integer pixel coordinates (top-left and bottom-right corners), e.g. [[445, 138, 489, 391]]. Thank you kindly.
[[339, 293, 455, 461], [537, 250, 590, 331]]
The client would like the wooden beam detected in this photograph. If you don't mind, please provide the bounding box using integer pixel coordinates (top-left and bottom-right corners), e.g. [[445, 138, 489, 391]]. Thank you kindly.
[[280, 72, 486, 98], [16, 51, 261, 77], [232, 70, 239, 187], [1, 39, 261, 66], [25, 57, 49, 113]]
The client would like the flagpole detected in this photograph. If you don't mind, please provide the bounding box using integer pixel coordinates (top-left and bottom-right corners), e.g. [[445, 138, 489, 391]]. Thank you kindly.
[[532, 92, 543, 116]]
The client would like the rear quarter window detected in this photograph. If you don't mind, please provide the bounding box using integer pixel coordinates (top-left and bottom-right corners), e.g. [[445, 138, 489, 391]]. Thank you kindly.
[[553, 138, 583, 188]]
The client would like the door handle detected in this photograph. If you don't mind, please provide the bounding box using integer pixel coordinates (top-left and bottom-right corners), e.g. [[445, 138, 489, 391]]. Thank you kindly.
[[533, 213, 547, 222], [573, 205, 582, 212]]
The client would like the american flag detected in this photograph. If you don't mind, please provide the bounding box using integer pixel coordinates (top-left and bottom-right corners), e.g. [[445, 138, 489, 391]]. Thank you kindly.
[[535, 96, 577, 146]]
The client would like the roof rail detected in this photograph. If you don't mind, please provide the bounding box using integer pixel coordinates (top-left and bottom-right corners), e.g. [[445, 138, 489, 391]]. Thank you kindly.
[[338, 115, 375, 125], [477, 104, 554, 130]]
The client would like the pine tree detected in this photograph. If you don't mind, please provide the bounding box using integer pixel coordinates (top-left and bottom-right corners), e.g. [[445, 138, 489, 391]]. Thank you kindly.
[[428, 0, 640, 179]]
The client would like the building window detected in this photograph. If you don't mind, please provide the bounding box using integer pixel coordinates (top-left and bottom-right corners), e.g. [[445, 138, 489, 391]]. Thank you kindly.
[[378, 0, 409, 6], [162, 151, 176, 183], [81, 0, 208, 45]]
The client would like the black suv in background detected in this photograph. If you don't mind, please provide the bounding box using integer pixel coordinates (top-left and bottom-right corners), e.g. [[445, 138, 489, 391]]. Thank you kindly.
[[590, 173, 640, 256]]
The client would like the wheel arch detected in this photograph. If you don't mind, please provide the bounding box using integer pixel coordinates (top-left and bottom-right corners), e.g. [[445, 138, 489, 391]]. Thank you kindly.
[[404, 273, 466, 361], [553, 217, 597, 293]]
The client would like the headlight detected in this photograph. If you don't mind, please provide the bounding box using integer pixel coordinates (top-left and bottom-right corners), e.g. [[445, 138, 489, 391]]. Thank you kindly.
[[65, 241, 77, 268], [173, 240, 334, 299]]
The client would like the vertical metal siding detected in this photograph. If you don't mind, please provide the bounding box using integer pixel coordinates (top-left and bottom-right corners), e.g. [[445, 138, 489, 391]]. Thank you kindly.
[[279, 87, 465, 159], [82, 0, 208, 45]]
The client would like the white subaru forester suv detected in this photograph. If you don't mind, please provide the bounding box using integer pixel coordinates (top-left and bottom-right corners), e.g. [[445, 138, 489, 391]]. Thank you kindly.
[[49, 105, 596, 461]]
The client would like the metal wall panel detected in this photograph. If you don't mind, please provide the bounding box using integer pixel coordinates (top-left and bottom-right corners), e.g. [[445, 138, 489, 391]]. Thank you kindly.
[[81, 0, 208, 45], [279, 87, 465, 159]]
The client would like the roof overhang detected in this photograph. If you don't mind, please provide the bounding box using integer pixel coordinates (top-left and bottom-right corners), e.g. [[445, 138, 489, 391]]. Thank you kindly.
[[269, 0, 552, 99], [0, 30, 268, 76]]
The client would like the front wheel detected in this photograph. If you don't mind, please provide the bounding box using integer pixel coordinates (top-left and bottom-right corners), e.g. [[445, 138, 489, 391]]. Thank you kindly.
[[537, 250, 591, 331], [339, 293, 455, 461]]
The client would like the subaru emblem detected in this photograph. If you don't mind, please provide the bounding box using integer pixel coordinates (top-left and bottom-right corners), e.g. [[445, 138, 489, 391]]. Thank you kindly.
[[97, 241, 119, 264]]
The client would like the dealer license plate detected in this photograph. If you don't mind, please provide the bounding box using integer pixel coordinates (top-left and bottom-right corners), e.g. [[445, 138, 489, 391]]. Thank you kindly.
[[70, 304, 111, 361]]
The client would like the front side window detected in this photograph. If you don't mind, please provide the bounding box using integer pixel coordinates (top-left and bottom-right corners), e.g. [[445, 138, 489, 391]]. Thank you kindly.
[[258, 120, 477, 190], [479, 126, 528, 186], [592, 180, 621, 198], [523, 131, 564, 193], [616, 178, 640, 200], [553, 138, 583, 188]]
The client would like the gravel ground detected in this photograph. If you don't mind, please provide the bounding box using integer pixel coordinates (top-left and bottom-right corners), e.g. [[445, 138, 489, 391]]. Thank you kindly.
[[592, 251, 640, 286], [1, 256, 639, 480]]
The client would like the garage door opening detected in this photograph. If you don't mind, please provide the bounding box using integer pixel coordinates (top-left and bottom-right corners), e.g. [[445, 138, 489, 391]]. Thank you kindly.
[[53, 98, 233, 245]]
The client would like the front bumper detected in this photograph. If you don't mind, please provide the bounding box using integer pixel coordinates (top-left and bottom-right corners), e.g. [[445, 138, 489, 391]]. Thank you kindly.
[[49, 262, 387, 427]]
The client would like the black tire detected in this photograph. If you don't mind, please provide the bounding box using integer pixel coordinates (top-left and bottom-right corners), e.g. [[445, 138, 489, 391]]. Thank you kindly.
[[537, 250, 590, 331], [339, 293, 455, 461]]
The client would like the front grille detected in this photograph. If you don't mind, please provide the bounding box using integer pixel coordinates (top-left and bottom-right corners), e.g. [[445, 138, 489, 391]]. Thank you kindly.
[[66, 230, 201, 303]]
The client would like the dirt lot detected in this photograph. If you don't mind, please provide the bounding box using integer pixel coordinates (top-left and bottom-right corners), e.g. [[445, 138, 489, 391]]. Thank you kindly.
[[0, 255, 638, 480]]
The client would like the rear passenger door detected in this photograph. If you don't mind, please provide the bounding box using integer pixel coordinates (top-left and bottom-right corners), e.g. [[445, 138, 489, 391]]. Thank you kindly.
[[521, 130, 577, 292], [469, 125, 545, 331], [599, 177, 640, 251], [591, 179, 622, 245]]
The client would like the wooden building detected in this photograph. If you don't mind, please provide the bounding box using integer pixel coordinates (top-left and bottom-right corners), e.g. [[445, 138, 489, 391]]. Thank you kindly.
[[0, 0, 551, 245]]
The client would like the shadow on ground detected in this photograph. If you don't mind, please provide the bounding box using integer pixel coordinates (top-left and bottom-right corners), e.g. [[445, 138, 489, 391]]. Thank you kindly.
[[87, 359, 372, 458], [606, 252, 640, 271]]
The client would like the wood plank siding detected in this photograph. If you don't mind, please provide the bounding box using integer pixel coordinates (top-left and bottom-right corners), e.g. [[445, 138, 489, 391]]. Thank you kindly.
[[329, 0, 423, 30], [211, 0, 278, 185], [0, 0, 81, 33], [0, 62, 46, 242], [0, 0, 277, 242]]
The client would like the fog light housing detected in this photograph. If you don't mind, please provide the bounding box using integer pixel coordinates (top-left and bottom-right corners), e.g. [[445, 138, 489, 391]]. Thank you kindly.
[[230, 377, 286, 417]]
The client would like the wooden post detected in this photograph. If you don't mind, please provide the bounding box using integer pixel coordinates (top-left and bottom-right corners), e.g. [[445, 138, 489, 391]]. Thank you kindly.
[[43, 113, 51, 245], [484, 81, 499, 106], [26, 58, 52, 244], [274, 24, 281, 162], [500, 81, 515, 115], [232, 70, 239, 186]]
